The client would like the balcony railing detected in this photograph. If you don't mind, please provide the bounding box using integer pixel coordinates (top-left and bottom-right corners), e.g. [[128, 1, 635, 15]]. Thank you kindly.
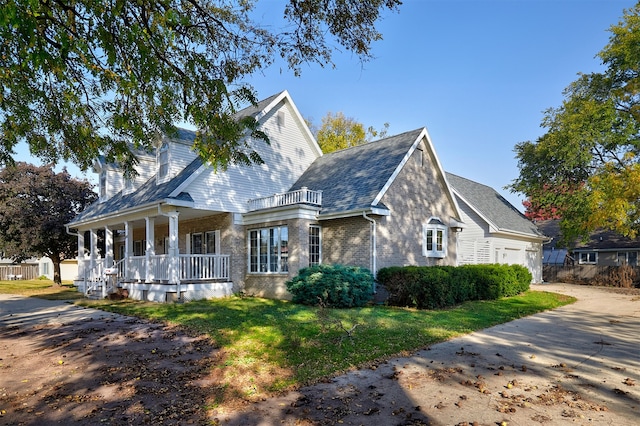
[[248, 187, 322, 211]]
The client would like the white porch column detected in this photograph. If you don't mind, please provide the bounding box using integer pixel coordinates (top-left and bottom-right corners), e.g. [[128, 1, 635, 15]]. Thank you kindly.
[[145, 217, 156, 282], [104, 225, 113, 267], [124, 221, 132, 278], [77, 232, 86, 281], [89, 228, 98, 275], [167, 211, 180, 290]]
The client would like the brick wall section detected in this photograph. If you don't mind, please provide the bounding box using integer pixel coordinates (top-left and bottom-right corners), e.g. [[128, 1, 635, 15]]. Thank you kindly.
[[374, 139, 459, 268], [321, 216, 372, 270], [242, 217, 319, 299]]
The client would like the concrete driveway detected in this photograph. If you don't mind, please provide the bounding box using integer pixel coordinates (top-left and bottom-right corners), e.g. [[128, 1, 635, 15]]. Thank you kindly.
[[0, 293, 124, 327], [220, 283, 640, 425]]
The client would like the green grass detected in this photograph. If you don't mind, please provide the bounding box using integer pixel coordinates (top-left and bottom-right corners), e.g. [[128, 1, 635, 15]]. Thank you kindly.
[[0, 279, 82, 300], [75, 290, 575, 405]]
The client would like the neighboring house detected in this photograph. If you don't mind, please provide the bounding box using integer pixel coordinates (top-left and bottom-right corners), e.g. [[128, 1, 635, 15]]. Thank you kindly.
[[67, 90, 467, 302], [537, 219, 640, 267], [445, 173, 547, 283], [0, 257, 77, 281]]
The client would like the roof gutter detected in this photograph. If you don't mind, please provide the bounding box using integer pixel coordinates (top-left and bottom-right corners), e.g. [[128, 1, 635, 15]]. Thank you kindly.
[[318, 207, 390, 221]]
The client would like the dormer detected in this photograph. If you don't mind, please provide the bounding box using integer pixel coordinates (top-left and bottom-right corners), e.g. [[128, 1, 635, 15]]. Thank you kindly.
[[155, 129, 198, 184], [94, 159, 123, 203], [122, 149, 156, 195]]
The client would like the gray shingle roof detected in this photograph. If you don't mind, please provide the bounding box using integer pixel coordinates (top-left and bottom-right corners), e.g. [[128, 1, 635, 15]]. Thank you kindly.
[[68, 92, 286, 226], [537, 219, 640, 250], [68, 157, 202, 226], [445, 172, 544, 238], [290, 128, 424, 215]]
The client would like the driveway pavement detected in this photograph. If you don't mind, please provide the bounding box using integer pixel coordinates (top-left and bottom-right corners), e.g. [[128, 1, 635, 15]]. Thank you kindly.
[[0, 293, 124, 327], [220, 283, 640, 425]]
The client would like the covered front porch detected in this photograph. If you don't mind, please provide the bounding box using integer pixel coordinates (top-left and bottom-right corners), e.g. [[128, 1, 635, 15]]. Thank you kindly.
[[73, 205, 235, 302]]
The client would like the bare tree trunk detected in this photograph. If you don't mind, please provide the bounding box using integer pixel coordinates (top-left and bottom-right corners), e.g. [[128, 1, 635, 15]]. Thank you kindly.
[[51, 254, 62, 286]]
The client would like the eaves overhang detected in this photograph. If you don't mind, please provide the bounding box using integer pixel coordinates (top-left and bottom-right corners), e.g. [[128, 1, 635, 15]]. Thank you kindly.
[[66, 197, 195, 229], [317, 206, 391, 221]]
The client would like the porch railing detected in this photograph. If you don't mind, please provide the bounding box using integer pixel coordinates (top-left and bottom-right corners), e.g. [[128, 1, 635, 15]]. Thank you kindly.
[[78, 254, 230, 286], [179, 254, 229, 281], [248, 187, 322, 211]]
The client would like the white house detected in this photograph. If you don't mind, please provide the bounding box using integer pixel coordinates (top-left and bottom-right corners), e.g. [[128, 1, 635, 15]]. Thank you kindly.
[[445, 173, 547, 283]]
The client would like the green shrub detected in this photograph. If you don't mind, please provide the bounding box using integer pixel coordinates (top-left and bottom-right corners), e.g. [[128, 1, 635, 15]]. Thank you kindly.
[[377, 263, 532, 309], [285, 264, 374, 308]]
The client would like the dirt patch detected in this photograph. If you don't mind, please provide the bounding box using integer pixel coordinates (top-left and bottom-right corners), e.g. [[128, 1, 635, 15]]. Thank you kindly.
[[0, 315, 218, 425]]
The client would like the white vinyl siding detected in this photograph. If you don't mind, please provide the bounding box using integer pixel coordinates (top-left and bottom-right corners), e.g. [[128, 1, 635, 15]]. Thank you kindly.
[[183, 102, 320, 213], [455, 198, 543, 283]]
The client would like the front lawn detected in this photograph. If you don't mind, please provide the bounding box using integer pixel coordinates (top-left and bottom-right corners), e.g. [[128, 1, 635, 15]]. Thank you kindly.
[[0, 279, 83, 300], [76, 290, 575, 408]]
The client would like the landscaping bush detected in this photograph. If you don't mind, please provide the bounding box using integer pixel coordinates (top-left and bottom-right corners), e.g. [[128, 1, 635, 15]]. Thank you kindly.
[[377, 264, 532, 309], [285, 264, 374, 308]]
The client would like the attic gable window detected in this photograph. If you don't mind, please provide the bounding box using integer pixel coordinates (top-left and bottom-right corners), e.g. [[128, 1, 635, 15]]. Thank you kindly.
[[123, 175, 133, 192], [423, 217, 447, 258], [99, 170, 107, 199], [158, 142, 169, 178]]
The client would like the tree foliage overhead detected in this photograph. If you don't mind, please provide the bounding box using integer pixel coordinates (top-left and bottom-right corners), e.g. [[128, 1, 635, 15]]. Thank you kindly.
[[312, 111, 389, 153], [0, 163, 97, 284], [510, 3, 640, 244], [0, 0, 401, 174]]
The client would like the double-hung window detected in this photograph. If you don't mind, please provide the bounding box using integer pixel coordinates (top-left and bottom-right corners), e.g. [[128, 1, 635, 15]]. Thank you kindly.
[[422, 217, 447, 258], [249, 226, 288, 273], [309, 226, 321, 266], [99, 170, 107, 199], [158, 143, 169, 179]]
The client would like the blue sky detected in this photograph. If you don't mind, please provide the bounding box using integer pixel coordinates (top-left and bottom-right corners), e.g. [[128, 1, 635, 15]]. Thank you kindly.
[[245, 0, 637, 210], [14, 0, 637, 210]]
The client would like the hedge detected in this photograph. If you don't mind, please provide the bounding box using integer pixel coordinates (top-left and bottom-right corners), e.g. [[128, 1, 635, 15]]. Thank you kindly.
[[377, 264, 532, 309], [285, 264, 374, 308]]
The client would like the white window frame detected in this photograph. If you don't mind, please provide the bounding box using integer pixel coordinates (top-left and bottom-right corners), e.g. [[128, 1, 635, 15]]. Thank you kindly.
[[99, 169, 107, 199], [578, 251, 597, 265], [309, 225, 322, 266], [191, 232, 203, 254], [422, 217, 447, 258], [157, 142, 169, 179], [248, 226, 288, 273], [123, 175, 134, 193], [133, 240, 146, 257], [205, 230, 221, 254]]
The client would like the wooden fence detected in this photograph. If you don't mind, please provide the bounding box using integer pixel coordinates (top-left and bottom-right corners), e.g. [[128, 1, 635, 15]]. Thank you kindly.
[[543, 265, 640, 287], [0, 264, 39, 280]]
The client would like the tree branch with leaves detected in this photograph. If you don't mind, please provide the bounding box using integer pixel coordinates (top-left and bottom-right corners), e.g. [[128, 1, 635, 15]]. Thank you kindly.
[[0, 0, 401, 175], [509, 3, 640, 243]]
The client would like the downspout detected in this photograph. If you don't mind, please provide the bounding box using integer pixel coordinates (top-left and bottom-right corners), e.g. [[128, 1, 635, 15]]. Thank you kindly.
[[362, 211, 377, 293]]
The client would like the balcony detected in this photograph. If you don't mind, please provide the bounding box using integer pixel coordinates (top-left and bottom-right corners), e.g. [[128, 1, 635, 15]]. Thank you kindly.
[[248, 187, 322, 212]]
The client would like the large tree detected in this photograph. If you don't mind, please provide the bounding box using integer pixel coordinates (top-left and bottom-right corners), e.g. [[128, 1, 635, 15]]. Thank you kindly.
[[0, 163, 97, 285], [0, 0, 401, 175], [509, 3, 640, 244], [312, 111, 389, 153]]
